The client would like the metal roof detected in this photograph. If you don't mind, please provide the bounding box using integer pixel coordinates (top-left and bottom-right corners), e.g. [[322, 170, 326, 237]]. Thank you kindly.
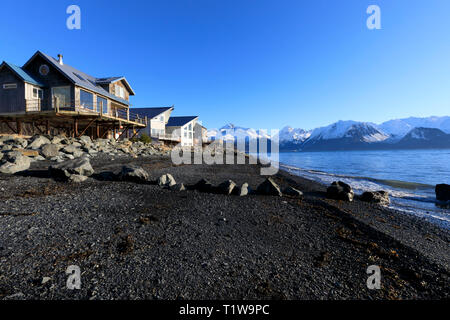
[[23, 51, 131, 106], [131, 107, 173, 119], [167, 116, 198, 127], [1, 61, 44, 86]]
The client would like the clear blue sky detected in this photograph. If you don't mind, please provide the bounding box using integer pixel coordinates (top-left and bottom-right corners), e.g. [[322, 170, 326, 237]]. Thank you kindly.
[[1, 0, 450, 130]]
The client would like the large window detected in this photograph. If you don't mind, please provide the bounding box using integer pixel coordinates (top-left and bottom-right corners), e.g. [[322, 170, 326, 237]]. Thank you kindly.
[[52, 86, 71, 109], [97, 96, 107, 114], [80, 89, 94, 110]]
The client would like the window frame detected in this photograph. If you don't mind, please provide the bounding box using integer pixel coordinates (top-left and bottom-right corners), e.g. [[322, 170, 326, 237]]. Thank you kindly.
[[3, 83, 17, 89]]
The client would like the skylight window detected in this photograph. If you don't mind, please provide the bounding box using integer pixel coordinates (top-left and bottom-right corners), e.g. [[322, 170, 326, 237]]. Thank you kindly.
[[73, 72, 86, 82]]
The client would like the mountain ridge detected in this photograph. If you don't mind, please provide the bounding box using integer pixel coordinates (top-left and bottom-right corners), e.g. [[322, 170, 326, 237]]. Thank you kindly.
[[207, 116, 450, 151]]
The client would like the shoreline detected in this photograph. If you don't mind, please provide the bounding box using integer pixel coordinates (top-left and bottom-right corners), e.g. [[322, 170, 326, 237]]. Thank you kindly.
[[0, 153, 449, 299]]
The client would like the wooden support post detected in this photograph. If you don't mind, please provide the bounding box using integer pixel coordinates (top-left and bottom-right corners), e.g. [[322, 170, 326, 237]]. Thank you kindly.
[[16, 120, 22, 135], [116, 125, 131, 141], [73, 118, 78, 138], [77, 118, 96, 138], [46, 120, 50, 135], [96, 122, 100, 139], [129, 128, 141, 140], [3, 121, 17, 134]]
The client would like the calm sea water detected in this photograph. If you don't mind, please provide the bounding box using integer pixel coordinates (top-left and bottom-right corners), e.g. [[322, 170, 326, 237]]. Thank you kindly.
[[277, 149, 450, 228]]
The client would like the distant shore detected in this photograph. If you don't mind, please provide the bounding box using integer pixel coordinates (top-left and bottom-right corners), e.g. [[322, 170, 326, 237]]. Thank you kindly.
[[0, 154, 449, 299]]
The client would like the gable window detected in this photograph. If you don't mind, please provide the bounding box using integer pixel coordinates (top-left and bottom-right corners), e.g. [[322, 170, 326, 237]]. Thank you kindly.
[[3, 83, 17, 89], [33, 88, 43, 99], [115, 85, 125, 99], [80, 89, 94, 110]]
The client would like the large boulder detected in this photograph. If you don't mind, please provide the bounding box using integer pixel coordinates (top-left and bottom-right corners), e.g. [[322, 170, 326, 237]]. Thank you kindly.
[[158, 173, 176, 187], [41, 144, 60, 158], [119, 165, 149, 183], [193, 178, 215, 193], [360, 190, 390, 205], [170, 183, 186, 191], [49, 156, 94, 181], [0, 152, 31, 174], [79, 136, 92, 145], [257, 178, 282, 196], [217, 180, 236, 195], [28, 135, 51, 149], [283, 186, 304, 198], [326, 181, 354, 201], [232, 182, 251, 196], [435, 184, 450, 201]]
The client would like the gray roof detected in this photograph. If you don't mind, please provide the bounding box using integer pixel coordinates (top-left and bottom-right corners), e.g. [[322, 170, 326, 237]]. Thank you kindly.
[[167, 116, 198, 127], [23, 51, 131, 106], [0, 62, 44, 86], [131, 107, 173, 119]]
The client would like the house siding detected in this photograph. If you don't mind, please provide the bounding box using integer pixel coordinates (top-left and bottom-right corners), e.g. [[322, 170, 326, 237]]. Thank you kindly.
[[23, 55, 73, 110], [0, 67, 25, 113]]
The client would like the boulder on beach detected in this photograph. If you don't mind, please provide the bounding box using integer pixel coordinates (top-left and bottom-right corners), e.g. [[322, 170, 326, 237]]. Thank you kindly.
[[0, 152, 31, 174], [193, 178, 215, 193], [41, 144, 60, 158], [158, 173, 176, 187], [257, 178, 282, 196], [435, 184, 450, 201], [326, 181, 354, 201], [28, 135, 51, 150], [283, 186, 304, 198], [360, 191, 390, 205], [170, 183, 186, 191], [49, 156, 94, 182], [119, 165, 149, 183], [232, 182, 251, 196], [217, 180, 236, 195]]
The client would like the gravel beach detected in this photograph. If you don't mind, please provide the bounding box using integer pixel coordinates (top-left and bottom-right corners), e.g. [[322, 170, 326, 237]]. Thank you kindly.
[[0, 154, 448, 300]]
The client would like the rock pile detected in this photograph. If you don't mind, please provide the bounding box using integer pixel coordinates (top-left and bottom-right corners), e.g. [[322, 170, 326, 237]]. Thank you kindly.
[[0, 134, 169, 175]]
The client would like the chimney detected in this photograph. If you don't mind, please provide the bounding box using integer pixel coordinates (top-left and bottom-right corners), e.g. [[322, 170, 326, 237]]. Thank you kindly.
[[57, 54, 63, 65]]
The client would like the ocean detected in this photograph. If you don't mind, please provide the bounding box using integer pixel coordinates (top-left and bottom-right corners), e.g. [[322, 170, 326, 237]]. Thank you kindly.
[[277, 149, 450, 229]]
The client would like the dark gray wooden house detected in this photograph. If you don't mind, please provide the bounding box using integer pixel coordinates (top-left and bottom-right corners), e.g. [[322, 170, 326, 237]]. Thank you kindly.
[[0, 51, 147, 138]]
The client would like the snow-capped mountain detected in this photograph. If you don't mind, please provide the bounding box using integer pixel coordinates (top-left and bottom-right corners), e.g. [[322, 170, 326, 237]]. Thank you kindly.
[[208, 116, 450, 151], [277, 126, 311, 143], [299, 121, 389, 151], [378, 116, 450, 140], [208, 123, 271, 142]]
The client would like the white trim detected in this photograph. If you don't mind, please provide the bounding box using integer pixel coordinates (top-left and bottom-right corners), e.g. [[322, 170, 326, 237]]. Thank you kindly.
[[3, 83, 17, 89]]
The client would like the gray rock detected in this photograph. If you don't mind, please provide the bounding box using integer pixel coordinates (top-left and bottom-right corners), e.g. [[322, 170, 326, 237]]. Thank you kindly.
[[49, 156, 94, 181], [119, 165, 149, 183], [257, 177, 282, 196], [217, 180, 236, 195], [41, 144, 60, 158], [283, 186, 304, 198], [169, 183, 186, 191], [69, 174, 89, 183], [435, 184, 450, 201], [360, 190, 390, 205], [79, 135, 92, 145], [233, 182, 250, 196], [158, 173, 176, 187], [193, 179, 215, 193], [28, 135, 51, 149], [0, 153, 31, 174], [62, 145, 79, 154], [327, 181, 354, 202]]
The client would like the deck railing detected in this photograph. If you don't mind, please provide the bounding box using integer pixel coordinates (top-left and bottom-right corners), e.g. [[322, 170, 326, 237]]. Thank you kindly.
[[154, 133, 181, 142], [22, 99, 147, 125]]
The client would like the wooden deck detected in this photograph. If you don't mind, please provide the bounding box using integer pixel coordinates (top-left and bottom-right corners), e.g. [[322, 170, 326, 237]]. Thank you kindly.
[[0, 105, 147, 139]]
